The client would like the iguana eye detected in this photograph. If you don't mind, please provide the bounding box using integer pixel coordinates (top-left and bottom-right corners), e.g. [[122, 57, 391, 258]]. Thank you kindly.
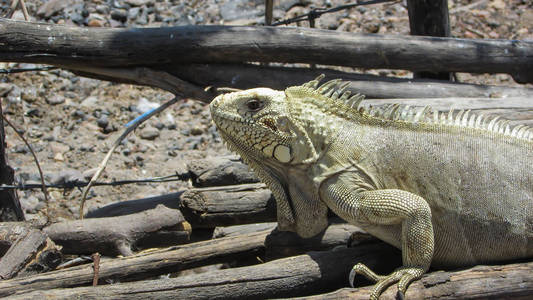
[[246, 99, 263, 111]]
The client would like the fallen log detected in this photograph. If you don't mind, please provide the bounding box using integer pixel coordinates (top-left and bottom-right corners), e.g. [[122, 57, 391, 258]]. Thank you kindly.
[[265, 223, 376, 259], [294, 262, 533, 300], [0, 224, 61, 279], [4, 244, 401, 300], [171, 64, 533, 99], [0, 18, 532, 82], [212, 222, 278, 238], [0, 229, 270, 297], [44, 204, 190, 256], [187, 156, 259, 187], [179, 183, 276, 228]]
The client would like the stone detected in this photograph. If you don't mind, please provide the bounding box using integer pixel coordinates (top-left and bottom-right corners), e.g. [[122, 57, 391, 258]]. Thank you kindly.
[[37, 0, 74, 18], [139, 126, 160, 140], [46, 95, 65, 105], [111, 9, 128, 22]]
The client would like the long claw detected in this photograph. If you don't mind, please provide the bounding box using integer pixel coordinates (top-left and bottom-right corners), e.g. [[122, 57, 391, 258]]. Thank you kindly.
[[396, 290, 405, 300], [349, 268, 357, 288]]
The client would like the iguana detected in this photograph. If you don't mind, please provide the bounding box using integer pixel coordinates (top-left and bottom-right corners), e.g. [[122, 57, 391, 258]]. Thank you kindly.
[[209, 75, 533, 299]]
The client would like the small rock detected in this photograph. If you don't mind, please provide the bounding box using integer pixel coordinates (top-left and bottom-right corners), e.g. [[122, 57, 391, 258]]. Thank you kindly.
[[97, 115, 109, 128], [88, 18, 104, 27], [128, 7, 141, 20], [190, 126, 204, 136], [48, 169, 84, 185], [54, 152, 64, 161], [46, 95, 65, 105], [111, 9, 128, 22], [21, 196, 40, 213], [0, 83, 13, 97], [139, 126, 160, 140], [37, 0, 74, 18], [153, 121, 165, 130], [81, 96, 99, 107], [95, 5, 109, 14], [125, 0, 153, 7]]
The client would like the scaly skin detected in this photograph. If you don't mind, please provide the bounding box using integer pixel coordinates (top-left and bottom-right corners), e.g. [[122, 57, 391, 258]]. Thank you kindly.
[[210, 75, 533, 299]]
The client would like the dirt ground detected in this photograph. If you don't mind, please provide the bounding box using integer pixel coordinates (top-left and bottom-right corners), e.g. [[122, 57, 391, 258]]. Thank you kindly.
[[0, 0, 531, 222]]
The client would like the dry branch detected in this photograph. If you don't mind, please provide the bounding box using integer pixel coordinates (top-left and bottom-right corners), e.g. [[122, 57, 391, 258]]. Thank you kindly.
[[170, 64, 533, 99], [44, 204, 190, 256], [0, 229, 270, 297], [0, 18, 532, 82], [0, 224, 61, 279], [4, 244, 401, 300], [187, 156, 259, 187], [179, 183, 276, 228], [296, 262, 533, 300]]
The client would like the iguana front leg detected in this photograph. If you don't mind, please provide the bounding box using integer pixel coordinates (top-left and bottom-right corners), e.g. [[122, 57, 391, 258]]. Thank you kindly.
[[320, 174, 434, 299]]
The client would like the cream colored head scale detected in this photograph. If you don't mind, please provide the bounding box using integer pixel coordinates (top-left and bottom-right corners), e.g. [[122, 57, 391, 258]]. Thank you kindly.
[[210, 85, 329, 238]]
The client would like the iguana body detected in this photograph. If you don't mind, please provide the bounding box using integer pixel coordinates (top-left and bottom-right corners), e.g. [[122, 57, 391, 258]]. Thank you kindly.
[[210, 75, 533, 299]]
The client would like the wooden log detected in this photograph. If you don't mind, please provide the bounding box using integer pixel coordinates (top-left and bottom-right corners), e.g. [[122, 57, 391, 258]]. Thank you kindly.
[[179, 183, 276, 228], [170, 64, 533, 99], [0, 222, 29, 256], [44, 204, 191, 256], [0, 229, 270, 296], [4, 244, 401, 299], [187, 156, 259, 187], [0, 19, 532, 81], [265, 223, 376, 260], [293, 262, 533, 300], [407, 0, 452, 80], [212, 222, 278, 238], [0, 226, 61, 279]]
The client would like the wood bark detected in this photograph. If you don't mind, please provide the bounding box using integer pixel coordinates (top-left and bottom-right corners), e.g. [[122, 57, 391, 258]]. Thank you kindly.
[[187, 156, 259, 187], [44, 204, 190, 256], [169, 64, 533, 99], [407, 0, 452, 80], [265, 223, 376, 259], [179, 183, 276, 228], [0, 225, 61, 279], [0, 19, 532, 82], [4, 244, 401, 300], [296, 262, 533, 300], [0, 229, 270, 297]]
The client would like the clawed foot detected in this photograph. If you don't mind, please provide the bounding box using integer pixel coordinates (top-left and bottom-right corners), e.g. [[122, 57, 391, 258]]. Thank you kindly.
[[349, 263, 424, 300]]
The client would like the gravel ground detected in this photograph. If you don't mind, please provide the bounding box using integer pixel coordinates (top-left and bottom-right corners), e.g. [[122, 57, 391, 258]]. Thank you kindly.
[[0, 0, 532, 221]]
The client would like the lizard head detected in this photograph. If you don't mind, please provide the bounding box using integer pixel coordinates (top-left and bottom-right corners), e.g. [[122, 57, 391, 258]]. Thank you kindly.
[[210, 87, 316, 166], [210, 87, 328, 238]]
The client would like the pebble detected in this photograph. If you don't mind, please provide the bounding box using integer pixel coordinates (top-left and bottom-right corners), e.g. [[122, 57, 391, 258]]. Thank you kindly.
[[97, 115, 109, 128], [111, 9, 128, 22], [81, 96, 99, 107], [139, 126, 160, 140], [46, 95, 65, 105]]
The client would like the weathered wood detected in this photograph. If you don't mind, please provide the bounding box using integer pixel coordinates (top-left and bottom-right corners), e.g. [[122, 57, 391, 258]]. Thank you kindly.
[[187, 156, 259, 187], [0, 229, 270, 296], [265, 223, 376, 259], [294, 262, 533, 300], [44, 204, 190, 256], [0, 222, 29, 256], [0, 227, 61, 279], [0, 18, 532, 81], [85, 192, 182, 218], [407, 0, 452, 80], [170, 64, 533, 99], [179, 183, 276, 228], [4, 244, 401, 300], [0, 97, 24, 222], [212, 222, 278, 238]]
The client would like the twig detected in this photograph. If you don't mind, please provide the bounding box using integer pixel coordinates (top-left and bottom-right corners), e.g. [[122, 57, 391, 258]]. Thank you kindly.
[[78, 96, 180, 219], [92, 253, 101, 286], [6, 0, 29, 20], [1, 114, 50, 221]]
